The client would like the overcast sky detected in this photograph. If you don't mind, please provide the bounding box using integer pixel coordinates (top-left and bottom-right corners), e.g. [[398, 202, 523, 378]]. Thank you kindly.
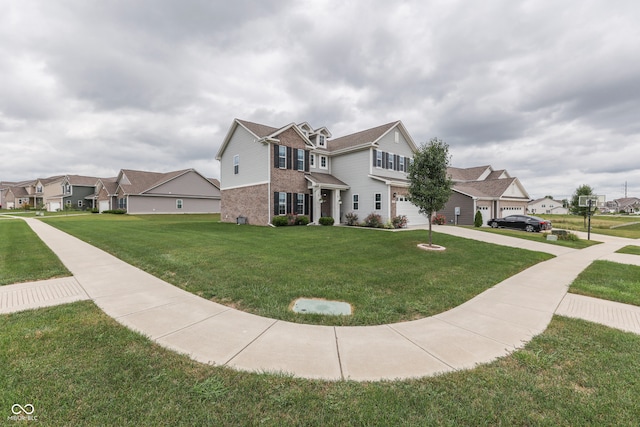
[[2, 1, 639, 200]]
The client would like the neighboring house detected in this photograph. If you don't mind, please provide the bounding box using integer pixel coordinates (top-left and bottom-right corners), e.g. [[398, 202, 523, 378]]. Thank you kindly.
[[611, 197, 640, 214], [46, 175, 100, 211], [528, 197, 568, 215], [92, 177, 118, 212], [3, 185, 30, 209], [437, 166, 531, 226], [216, 118, 419, 225], [0, 181, 18, 209], [112, 168, 221, 214]]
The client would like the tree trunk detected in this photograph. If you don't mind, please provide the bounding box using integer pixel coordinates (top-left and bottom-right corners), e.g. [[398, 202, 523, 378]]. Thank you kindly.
[[428, 211, 433, 246]]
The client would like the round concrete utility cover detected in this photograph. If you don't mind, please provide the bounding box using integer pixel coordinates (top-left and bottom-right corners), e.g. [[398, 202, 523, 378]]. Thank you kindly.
[[292, 298, 352, 316]]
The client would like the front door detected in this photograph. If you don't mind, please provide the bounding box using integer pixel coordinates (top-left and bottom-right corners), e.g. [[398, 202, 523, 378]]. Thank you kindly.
[[321, 190, 332, 217]]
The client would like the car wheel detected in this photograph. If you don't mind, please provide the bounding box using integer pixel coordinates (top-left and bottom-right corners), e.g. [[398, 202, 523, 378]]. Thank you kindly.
[[491, 221, 498, 228], [525, 225, 534, 232]]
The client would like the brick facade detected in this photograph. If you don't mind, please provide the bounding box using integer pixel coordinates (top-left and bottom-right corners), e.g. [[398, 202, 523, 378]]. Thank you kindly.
[[270, 128, 311, 218], [221, 183, 269, 225], [390, 185, 410, 219]]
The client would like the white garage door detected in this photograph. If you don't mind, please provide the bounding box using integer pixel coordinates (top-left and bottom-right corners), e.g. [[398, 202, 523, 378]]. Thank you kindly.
[[396, 196, 429, 226], [99, 200, 110, 213], [478, 206, 491, 227], [48, 202, 60, 212]]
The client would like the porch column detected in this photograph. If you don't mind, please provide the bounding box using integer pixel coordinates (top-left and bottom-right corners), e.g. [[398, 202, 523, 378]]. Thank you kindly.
[[312, 185, 322, 224], [333, 190, 341, 224]]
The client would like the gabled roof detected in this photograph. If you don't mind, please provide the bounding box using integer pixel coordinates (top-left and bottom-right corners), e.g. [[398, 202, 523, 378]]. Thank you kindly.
[[615, 197, 640, 208], [7, 186, 29, 197], [528, 197, 564, 205], [63, 175, 100, 186], [305, 173, 349, 189], [453, 177, 529, 199], [328, 121, 417, 153], [236, 119, 279, 138], [117, 169, 189, 195], [96, 177, 118, 195], [208, 178, 221, 189], [447, 166, 492, 182]]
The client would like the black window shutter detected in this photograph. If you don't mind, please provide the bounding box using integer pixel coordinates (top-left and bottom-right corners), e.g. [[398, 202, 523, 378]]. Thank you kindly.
[[287, 147, 292, 169], [304, 194, 310, 215], [287, 192, 293, 214], [373, 149, 377, 167], [273, 144, 279, 168], [304, 150, 310, 172], [273, 192, 279, 215], [394, 155, 399, 171], [293, 149, 299, 170], [383, 152, 388, 169]]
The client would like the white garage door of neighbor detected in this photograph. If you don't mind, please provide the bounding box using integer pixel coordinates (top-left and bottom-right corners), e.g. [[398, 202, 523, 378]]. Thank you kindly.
[[396, 196, 429, 226], [99, 200, 110, 212], [478, 206, 491, 227], [48, 202, 60, 212]]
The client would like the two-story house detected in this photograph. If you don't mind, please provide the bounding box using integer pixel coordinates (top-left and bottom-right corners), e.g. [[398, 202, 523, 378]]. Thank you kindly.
[[216, 119, 419, 225], [528, 197, 568, 215]]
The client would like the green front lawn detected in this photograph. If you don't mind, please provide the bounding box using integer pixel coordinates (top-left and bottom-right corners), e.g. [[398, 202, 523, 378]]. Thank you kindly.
[[2, 302, 639, 425], [539, 214, 640, 239], [569, 260, 640, 306], [0, 220, 70, 285], [44, 214, 552, 326], [617, 245, 640, 256], [473, 226, 599, 249]]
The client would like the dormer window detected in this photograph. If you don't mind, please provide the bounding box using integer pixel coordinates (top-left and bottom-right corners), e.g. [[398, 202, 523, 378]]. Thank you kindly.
[[318, 135, 326, 147]]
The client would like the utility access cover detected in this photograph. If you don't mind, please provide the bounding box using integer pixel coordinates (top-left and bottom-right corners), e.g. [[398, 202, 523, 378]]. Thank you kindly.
[[292, 298, 352, 316]]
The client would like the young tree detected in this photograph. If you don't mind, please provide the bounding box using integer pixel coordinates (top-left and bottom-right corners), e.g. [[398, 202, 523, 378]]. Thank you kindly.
[[408, 138, 453, 246], [570, 184, 595, 227]]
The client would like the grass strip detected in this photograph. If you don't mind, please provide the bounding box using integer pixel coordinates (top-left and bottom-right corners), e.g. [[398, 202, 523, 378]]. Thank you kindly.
[[2, 302, 639, 425], [569, 260, 640, 306], [0, 220, 70, 285]]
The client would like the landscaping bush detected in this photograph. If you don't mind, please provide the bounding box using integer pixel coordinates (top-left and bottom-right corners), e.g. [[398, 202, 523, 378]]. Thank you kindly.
[[102, 209, 127, 214], [272, 216, 289, 227], [474, 210, 483, 227], [295, 215, 310, 226], [392, 215, 408, 229], [363, 213, 383, 228], [345, 212, 359, 226], [319, 216, 334, 226], [552, 229, 579, 241], [432, 213, 446, 225]]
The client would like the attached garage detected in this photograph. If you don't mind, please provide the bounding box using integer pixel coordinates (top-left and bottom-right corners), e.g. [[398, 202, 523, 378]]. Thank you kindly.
[[396, 196, 429, 226], [48, 202, 60, 212], [98, 200, 110, 212]]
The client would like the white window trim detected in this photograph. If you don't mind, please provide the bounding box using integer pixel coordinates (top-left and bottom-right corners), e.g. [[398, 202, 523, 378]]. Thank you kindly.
[[318, 135, 326, 147], [374, 193, 382, 210], [233, 155, 239, 175], [278, 192, 286, 215], [376, 151, 383, 168], [278, 146, 287, 169], [296, 193, 305, 215], [297, 149, 305, 171], [388, 153, 395, 170], [310, 153, 315, 167], [77, 200, 83, 208], [353, 194, 359, 210], [176, 199, 183, 209], [320, 155, 328, 170]]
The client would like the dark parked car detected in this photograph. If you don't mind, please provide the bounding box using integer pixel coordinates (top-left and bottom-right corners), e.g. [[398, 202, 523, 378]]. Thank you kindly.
[[487, 215, 552, 232]]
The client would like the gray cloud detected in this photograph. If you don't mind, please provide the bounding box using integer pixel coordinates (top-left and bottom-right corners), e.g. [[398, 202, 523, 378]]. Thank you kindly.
[[1, 0, 639, 200]]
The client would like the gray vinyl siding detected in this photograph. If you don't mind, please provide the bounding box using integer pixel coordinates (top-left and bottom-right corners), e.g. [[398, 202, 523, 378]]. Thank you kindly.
[[145, 171, 220, 198], [438, 191, 475, 225], [127, 196, 220, 214], [220, 125, 269, 189], [371, 128, 415, 180], [332, 149, 389, 222]]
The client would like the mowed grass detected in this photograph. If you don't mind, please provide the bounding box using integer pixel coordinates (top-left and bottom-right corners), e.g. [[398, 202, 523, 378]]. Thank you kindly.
[[617, 245, 640, 256], [44, 214, 552, 326], [540, 214, 640, 239], [473, 226, 599, 249], [2, 302, 640, 425], [570, 260, 640, 306], [0, 220, 70, 285]]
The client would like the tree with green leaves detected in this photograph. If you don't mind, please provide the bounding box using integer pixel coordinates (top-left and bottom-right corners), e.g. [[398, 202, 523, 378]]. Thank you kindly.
[[408, 138, 453, 247], [570, 184, 595, 227]]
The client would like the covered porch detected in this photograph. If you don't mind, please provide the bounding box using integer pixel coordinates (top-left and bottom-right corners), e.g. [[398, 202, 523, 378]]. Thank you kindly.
[[305, 173, 349, 224]]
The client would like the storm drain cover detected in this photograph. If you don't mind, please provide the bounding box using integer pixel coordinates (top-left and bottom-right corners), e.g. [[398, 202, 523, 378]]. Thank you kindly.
[[292, 298, 352, 316]]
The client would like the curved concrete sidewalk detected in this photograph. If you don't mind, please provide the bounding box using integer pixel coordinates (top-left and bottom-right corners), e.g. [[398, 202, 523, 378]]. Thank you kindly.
[[3, 218, 639, 381]]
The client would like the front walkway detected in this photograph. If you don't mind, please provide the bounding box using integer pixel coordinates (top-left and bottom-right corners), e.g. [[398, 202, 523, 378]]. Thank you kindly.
[[2, 218, 639, 381]]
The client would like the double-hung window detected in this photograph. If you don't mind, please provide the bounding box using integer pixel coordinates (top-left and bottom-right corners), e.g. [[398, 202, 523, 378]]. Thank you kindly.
[[376, 150, 383, 168], [399, 156, 405, 172], [233, 155, 239, 174], [297, 149, 304, 171], [318, 135, 326, 147], [374, 193, 382, 210], [320, 155, 328, 169], [278, 146, 287, 169], [177, 199, 183, 209], [353, 194, 359, 210], [388, 153, 395, 170], [310, 154, 315, 167], [278, 192, 287, 215], [296, 193, 305, 215]]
